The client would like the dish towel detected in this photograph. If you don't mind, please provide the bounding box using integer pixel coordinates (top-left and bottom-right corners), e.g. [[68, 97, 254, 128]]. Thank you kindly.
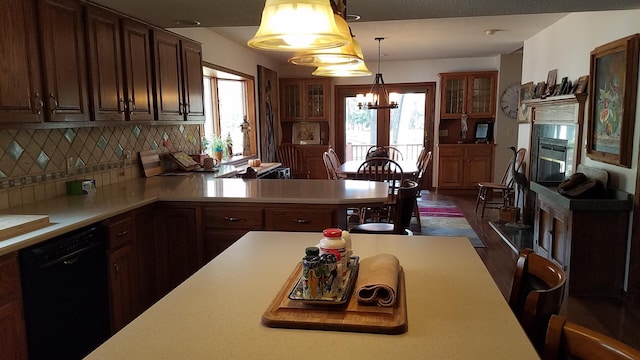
[[355, 254, 400, 307]]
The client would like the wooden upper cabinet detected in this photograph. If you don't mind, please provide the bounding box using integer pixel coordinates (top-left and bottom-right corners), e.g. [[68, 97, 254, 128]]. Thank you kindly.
[[152, 29, 204, 121], [38, 0, 90, 122], [86, 5, 125, 121], [439, 71, 497, 119], [0, 0, 44, 123], [86, 6, 155, 121], [121, 18, 154, 121], [280, 78, 330, 121], [180, 39, 205, 121]]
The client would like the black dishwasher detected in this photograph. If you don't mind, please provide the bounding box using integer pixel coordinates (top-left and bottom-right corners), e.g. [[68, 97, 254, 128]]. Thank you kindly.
[[19, 224, 110, 360]]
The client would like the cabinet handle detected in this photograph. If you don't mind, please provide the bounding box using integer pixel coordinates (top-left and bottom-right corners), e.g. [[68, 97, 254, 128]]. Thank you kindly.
[[224, 216, 241, 222], [294, 218, 310, 224], [116, 230, 128, 237], [113, 263, 120, 279], [128, 98, 136, 113], [118, 98, 126, 114], [185, 103, 190, 114], [49, 93, 58, 113], [33, 93, 44, 115], [178, 102, 184, 115]]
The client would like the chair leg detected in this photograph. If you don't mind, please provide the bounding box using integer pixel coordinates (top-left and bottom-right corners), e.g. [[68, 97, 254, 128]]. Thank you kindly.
[[475, 187, 484, 212], [480, 189, 488, 218], [413, 200, 421, 227]]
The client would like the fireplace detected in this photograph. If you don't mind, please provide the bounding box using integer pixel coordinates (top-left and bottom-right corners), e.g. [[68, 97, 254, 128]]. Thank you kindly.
[[531, 123, 577, 184]]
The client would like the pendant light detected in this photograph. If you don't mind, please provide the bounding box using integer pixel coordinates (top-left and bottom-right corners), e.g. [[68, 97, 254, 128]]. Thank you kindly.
[[288, 14, 362, 67], [247, 0, 350, 51], [358, 37, 398, 110], [312, 38, 371, 77]]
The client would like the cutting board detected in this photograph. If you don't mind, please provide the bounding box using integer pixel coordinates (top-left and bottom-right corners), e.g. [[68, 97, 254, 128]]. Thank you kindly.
[[140, 150, 163, 177], [0, 215, 50, 241], [262, 262, 408, 334]]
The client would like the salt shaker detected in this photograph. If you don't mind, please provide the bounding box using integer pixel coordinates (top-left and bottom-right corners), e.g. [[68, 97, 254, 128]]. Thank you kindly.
[[301, 247, 322, 300]]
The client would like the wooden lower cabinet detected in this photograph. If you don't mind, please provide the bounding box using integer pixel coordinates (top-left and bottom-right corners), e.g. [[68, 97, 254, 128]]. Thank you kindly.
[[438, 144, 494, 190], [203, 205, 264, 262], [265, 206, 335, 231], [0, 253, 28, 360], [298, 145, 330, 179], [533, 190, 631, 297]]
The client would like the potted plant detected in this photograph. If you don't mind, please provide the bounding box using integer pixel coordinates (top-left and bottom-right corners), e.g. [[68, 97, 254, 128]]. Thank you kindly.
[[211, 136, 225, 162]]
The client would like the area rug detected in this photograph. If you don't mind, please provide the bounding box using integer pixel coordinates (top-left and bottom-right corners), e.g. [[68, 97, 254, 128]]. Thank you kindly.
[[416, 199, 485, 248]]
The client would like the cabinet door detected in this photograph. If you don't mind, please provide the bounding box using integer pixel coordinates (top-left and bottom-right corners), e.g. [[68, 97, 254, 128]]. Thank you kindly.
[[181, 39, 205, 121], [464, 155, 493, 187], [121, 18, 154, 121], [153, 30, 184, 121], [154, 206, 201, 297], [440, 74, 467, 119], [86, 6, 125, 121], [438, 157, 464, 188], [280, 80, 303, 120], [0, 254, 28, 360], [467, 73, 497, 118], [534, 199, 569, 270], [203, 230, 243, 263], [265, 207, 334, 231], [304, 80, 329, 120], [38, 0, 90, 121], [134, 207, 159, 310], [0, 0, 43, 123], [108, 245, 139, 332]]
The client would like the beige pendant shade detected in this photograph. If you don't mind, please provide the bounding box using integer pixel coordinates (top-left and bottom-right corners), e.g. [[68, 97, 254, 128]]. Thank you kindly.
[[313, 39, 371, 77], [288, 15, 362, 67], [247, 0, 349, 51]]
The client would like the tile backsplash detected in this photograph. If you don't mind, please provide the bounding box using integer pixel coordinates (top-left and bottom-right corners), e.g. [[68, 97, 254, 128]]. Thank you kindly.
[[0, 124, 201, 210]]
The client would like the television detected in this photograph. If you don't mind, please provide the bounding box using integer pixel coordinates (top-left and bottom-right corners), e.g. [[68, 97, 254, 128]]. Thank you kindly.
[[473, 121, 494, 143]]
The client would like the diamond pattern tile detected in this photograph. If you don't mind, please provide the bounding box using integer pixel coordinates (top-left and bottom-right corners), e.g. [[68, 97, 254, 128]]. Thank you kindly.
[[132, 125, 141, 138], [64, 128, 76, 143], [97, 135, 108, 151], [7, 141, 24, 161], [36, 151, 50, 170], [115, 144, 124, 159]]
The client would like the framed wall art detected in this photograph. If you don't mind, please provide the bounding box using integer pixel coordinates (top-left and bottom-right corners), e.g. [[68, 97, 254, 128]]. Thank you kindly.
[[586, 34, 640, 168], [257, 65, 280, 162], [518, 82, 534, 122], [292, 122, 320, 144], [574, 75, 589, 94]]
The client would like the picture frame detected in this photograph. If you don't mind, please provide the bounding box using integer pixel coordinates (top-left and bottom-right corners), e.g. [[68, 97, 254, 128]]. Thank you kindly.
[[518, 82, 534, 122], [257, 65, 280, 162], [586, 34, 640, 168], [292, 122, 321, 144], [574, 75, 589, 94], [544, 69, 557, 98]]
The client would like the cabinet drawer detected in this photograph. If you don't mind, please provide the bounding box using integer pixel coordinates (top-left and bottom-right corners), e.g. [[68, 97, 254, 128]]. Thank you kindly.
[[439, 147, 464, 157], [0, 253, 21, 306], [204, 207, 264, 229], [466, 146, 493, 156], [265, 208, 333, 231], [106, 215, 134, 250]]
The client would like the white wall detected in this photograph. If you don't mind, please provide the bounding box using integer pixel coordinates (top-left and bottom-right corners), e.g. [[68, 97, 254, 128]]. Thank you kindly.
[[520, 9, 640, 193], [495, 53, 524, 181]]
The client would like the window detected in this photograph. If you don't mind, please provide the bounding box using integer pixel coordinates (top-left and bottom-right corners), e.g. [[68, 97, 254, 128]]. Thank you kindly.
[[202, 63, 257, 159]]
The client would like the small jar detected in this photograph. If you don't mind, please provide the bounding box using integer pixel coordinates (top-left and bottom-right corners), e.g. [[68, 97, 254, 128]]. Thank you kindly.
[[318, 228, 347, 285]]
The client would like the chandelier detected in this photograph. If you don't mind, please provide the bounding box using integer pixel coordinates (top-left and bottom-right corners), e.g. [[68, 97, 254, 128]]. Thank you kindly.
[[358, 37, 398, 110], [247, 0, 350, 51]]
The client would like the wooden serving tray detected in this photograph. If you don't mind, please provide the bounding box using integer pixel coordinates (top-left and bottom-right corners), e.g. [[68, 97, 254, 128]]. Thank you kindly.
[[262, 262, 407, 335]]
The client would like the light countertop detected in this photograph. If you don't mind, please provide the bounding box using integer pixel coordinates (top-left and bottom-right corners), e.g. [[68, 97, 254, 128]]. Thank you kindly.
[[86, 231, 539, 360], [0, 176, 388, 255]]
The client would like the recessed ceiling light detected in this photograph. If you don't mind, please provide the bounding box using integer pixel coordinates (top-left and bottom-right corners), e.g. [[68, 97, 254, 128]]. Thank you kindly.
[[484, 29, 499, 35], [175, 19, 201, 26], [346, 14, 361, 22]]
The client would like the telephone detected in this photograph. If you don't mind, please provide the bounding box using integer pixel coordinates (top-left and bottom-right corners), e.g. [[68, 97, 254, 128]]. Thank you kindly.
[[557, 172, 604, 198]]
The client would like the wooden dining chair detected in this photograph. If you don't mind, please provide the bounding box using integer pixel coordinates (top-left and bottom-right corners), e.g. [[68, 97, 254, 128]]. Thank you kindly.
[[349, 180, 419, 235], [366, 145, 404, 161], [410, 148, 432, 227], [322, 151, 338, 180], [475, 147, 526, 217], [542, 315, 640, 360], [509, 248, 567, 354], [327, 148, 347, 179], [276, 144, 310, 179], [355, 157, 404, 223]]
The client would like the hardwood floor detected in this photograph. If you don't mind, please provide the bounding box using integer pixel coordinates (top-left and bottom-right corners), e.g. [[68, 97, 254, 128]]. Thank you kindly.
[[416, 191, 640, 350]]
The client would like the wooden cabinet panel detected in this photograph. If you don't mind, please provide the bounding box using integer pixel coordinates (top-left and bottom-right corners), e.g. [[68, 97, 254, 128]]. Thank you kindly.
[[204, 207, 263, 229], [134, 206, 159, 311], [203, 230, 243, 263], [265, 207, 334, 231], [86, 5, 125, 121], [121, 18, 154, 121], [280, 78, 330, 121], [438, 144, 494, 190], [152, 30, 204, 121], [0, 253, 28, 360], [0, 0, 43, 123], [38, 0, 90, 122], [107, 244, 138, 332], [439, 71, 497, 119], [181, 39, 205, 121], [298, 145, 330, 179]]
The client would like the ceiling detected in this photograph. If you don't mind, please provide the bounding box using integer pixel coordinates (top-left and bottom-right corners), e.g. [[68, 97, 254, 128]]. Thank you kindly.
[[89, 0, 640, 63]]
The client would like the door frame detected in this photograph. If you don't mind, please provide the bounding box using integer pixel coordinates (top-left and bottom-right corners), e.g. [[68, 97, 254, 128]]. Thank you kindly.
[[334, 82, 436, 189]]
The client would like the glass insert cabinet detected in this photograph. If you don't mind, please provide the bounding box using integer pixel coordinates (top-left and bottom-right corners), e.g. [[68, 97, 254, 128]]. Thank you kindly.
[[439, 71, 497, 119]]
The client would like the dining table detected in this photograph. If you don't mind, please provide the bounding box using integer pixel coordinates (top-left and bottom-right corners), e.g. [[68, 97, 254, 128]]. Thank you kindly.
[[336, 159, 419, 179], [86, 231, 539, 359]]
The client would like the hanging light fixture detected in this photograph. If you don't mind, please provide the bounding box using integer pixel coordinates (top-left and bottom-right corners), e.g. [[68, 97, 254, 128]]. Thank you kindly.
[[247, 0, 350, 51], [312, 38, 371, 77], [358, 37, 398, 110], [288, 14, 362, 67]]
